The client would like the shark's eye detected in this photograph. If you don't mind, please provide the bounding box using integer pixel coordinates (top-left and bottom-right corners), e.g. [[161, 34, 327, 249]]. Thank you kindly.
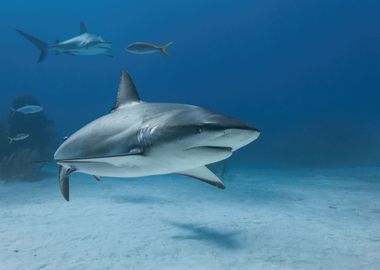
[[197, 126, 203, 133]]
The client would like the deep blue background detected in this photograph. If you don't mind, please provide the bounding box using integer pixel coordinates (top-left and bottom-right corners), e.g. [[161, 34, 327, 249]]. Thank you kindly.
[[0, 0, 379, 167]]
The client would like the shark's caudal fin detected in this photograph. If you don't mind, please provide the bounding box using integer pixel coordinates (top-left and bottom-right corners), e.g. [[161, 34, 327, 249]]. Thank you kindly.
[[178, 166, 226, 189], [80, 21, 88, 34], [159, 41, 174, 57], [59, 166, 76, 201], [8, 137, 13, 144], [16, 29, 48, 62]]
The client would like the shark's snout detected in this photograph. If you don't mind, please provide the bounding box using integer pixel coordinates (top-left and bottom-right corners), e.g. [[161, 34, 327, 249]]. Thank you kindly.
[[221, 127, 260, 151], [191, 114, 260, 152], [204, 126, 259, 151]]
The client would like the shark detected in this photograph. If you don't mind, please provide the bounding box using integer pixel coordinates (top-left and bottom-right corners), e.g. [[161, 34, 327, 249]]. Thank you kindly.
[[16, 22, 112, 62], [53, 70, 260, 201]]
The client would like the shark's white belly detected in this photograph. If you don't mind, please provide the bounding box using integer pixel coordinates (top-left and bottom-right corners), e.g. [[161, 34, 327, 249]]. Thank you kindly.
[[60, 146, 232, 178], [53, 47, 109, 55], [71, 48, 109, 55]]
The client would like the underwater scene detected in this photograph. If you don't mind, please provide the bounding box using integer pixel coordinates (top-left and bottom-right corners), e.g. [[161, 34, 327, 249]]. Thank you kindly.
[[1, 0, 380, 269]]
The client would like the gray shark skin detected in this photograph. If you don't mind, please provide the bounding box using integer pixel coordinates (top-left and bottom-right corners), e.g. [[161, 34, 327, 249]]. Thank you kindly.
[[16, 22, 112, 62], [54, 70, 260, 201]]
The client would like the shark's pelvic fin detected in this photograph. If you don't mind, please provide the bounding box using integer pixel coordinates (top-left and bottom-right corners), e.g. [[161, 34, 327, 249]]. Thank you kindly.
[[16, 29, 48, 62], [58, 166, 76, 201], [80, 21, 88, 34], [114, 70, 141, 109], [177, 166, 226, 189]]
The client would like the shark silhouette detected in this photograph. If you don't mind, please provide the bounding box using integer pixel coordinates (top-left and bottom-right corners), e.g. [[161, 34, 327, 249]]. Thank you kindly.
[[16, 22, 112, 62]]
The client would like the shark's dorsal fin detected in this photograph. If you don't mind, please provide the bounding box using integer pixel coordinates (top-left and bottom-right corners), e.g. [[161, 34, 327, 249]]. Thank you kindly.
[[115, 70, 140, 109], [80, 21, 88, 34]]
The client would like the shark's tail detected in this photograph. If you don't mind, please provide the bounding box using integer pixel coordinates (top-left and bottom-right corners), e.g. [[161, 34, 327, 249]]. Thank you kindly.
[[159, 41, 174, 57], [1, 134, 11, 144], [16, 29, 48, 62]]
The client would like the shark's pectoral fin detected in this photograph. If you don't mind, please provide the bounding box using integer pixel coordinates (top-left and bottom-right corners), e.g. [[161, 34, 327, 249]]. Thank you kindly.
[[58, 166, 76, 201], [177, 166, 225, 189], [93, 175, 101, 181]]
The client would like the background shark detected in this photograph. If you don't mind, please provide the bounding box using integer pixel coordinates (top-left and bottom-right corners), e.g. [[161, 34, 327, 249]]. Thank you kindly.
[[54, 70, 260, 201], [16, 22, 112, 62]]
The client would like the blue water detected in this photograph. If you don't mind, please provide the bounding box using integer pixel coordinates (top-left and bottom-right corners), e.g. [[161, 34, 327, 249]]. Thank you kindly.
[[1, 0, 379, 167], [1, 1, 380, 269]]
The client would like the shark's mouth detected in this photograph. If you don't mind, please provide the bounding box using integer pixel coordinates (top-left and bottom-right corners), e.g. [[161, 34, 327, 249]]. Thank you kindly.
[[185, 146, 233, 152], [183, 146, 233, 162]]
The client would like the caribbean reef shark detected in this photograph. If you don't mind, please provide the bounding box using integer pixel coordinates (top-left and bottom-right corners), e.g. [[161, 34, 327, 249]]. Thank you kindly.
[[16, 22, 112, 62], [54, 70, 260, 201]]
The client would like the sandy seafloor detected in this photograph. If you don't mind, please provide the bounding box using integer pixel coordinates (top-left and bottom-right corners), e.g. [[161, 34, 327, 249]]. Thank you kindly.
[[0, 165, 379, 270]]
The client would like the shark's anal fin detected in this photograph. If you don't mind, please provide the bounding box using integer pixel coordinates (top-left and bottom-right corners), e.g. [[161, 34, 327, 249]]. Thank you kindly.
[[80, 21, 88, 34], [58, 166, 76, 201], [177, 166, 225, 189]]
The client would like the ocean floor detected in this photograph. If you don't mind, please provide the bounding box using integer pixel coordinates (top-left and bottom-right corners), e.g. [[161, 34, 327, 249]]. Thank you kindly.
[[0, 166, 379, 270]]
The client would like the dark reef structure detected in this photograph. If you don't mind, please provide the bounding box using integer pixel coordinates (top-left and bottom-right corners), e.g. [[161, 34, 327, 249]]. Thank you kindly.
[[0, 120, 9, 159], [0, 149, 42, 180], [0, 95, 59, 181]]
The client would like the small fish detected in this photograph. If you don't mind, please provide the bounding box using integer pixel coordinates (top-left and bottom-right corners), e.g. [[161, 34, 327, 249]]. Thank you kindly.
[[11, 105, 43, 114], [125, 41, 174, 56], [8, 133, 30, 144]]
